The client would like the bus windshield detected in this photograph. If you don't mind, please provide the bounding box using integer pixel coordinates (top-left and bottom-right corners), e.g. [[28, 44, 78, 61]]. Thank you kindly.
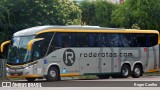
[[7, 36, 35, 65]]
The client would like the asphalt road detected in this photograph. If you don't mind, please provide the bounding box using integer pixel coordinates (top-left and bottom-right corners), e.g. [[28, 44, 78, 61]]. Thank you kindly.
[[1, 76, 160, 87]]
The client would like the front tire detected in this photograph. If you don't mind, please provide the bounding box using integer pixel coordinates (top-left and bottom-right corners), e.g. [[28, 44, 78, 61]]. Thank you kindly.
[[97, 75, 110, 79], [132, 65, 142, 78], [25, 78, 36, 82], [120, 64, 131, 78], [46, 66, 60, 81]]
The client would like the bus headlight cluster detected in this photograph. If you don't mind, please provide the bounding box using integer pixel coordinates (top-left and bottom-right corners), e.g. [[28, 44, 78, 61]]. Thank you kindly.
[[25, 67, 29, 70], [6, 67, 9, 71]]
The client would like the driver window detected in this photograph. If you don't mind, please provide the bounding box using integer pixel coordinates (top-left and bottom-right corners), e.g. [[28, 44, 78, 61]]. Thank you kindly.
[[32, 41, 43, 60]]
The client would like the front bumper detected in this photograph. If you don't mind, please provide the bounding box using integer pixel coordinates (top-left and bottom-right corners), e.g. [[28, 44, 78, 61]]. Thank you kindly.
[[6, 65, 41, 78]]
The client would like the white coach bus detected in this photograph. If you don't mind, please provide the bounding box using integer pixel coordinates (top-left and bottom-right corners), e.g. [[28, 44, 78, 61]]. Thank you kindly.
[[1, 26, 159, 81]]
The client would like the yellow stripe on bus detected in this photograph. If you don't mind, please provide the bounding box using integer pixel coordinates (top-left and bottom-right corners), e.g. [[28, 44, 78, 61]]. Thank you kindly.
[[147, 69, 159, 73], [36, 29, 159, 35], [60, 73, 80, 77], [27, 38, 44, 51], [158, 36, 160, 44], [7, 74, 41, 78]]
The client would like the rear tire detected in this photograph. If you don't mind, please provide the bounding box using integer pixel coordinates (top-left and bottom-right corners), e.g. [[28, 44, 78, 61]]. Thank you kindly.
[[46, 66, 60, 81], [97, 75, 110, 79], [25, 78, 36, 82], [132, 65, 142, 78], [120, 64, 131, 78]]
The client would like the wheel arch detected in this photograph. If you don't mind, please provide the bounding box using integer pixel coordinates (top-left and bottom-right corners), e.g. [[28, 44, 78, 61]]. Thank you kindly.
[[132, 62, 144, 75], [45, 63, 60, 76], [121, 62, 131, 71]]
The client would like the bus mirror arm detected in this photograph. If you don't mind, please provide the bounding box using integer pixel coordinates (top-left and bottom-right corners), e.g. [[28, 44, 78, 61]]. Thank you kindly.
[[27, 38, 44, 51], [0, 40, 11, 53]]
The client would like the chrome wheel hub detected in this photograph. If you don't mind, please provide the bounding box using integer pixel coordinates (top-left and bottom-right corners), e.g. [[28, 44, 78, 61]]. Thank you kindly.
[[50, 70, 56, 78], [122, 67, 128, 76]]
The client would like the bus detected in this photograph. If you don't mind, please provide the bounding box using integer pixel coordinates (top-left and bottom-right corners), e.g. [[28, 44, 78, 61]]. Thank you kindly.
[[1, 25, 159, 81]]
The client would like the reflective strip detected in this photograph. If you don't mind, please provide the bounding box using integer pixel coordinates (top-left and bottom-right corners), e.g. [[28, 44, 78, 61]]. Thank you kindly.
[[7, 74, 41, 78], [0, 40, 10, 52], [60, 73, 80, 77], [147, 69, 159, 73]]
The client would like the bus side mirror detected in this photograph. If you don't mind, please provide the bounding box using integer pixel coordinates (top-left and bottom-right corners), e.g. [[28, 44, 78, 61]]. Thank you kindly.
[[0, 40, 10, 58], [0, 40, 10, 53], [27, 38, 44, 51]]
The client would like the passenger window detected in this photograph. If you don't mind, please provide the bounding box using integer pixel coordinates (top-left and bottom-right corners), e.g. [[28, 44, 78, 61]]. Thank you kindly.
[[120, 34, 132, 47], [147, 34, 158, 47], [136, 34, 147, 47], [94, 34, 106, 47], [48, 33, 61, 54], [73, 33, 89, 47], [61, 33, 72, 48], [109, 34, 121, 47]]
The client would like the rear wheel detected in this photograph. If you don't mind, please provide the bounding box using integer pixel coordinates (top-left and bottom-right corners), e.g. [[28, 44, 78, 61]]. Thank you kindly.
[[132, 65, 142, 78], [120, 64, 131, 78], [46, 66, 60, 81], [25, 78, 36, 82], [97, 75, 110, 79]]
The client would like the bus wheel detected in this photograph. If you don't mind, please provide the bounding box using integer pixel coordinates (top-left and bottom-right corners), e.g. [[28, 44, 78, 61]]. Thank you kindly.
[[25, 78, 36, 82], [97, 75, 110, 79], [132, 65, 142, 78], [120, 64, 131, 78], [46, 66, 59, 81]]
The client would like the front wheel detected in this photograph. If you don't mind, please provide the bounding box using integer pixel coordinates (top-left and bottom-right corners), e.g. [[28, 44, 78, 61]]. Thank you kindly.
[[46, 66, 60, 81], [25, 78, 36, 82], [132, 65, 142, 78], [120, 64, 131, 78], [97, 75, 110, 79]]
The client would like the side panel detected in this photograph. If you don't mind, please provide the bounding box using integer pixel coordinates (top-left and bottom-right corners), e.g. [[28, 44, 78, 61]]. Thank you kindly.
[[42, 45, 159, 77], [143, 45, 159, 72]]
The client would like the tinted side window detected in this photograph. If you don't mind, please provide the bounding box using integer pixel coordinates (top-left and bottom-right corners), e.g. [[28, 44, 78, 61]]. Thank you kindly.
[[147, 34, 158, 47], [89, 33, 106, 47], [106, 34, 123, 47], [36, 32, 53, 56], [73, 33, 89, 47], [61, 33, 72, 48], [47, 33, 61, 54], [106, 33, 141, 47], [136, 34, 147, 47]]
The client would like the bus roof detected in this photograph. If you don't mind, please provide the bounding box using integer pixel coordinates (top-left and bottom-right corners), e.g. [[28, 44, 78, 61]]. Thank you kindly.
[[14, 25, 159, 36]]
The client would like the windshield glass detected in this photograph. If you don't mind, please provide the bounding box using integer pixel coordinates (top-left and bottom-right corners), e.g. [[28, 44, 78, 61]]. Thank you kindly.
[[7, 36, 35, 65]]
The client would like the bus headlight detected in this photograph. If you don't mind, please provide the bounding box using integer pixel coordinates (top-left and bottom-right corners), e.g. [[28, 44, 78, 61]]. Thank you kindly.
[[25, 67, 29, 70], [6, 67, 9, 71]]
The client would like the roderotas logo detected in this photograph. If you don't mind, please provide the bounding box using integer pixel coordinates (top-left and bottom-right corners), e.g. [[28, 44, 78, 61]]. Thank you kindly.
[[63, 49, 75, 66]]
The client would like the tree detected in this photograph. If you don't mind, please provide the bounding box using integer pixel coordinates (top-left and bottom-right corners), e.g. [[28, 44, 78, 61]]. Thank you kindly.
[[80, 0, 117, 27], [0, 0, 81, 43], [112, 0, 160, 30], [0, 1, 9, 44], [80, 0, 95, 25], [94, 0, 117, 27]]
